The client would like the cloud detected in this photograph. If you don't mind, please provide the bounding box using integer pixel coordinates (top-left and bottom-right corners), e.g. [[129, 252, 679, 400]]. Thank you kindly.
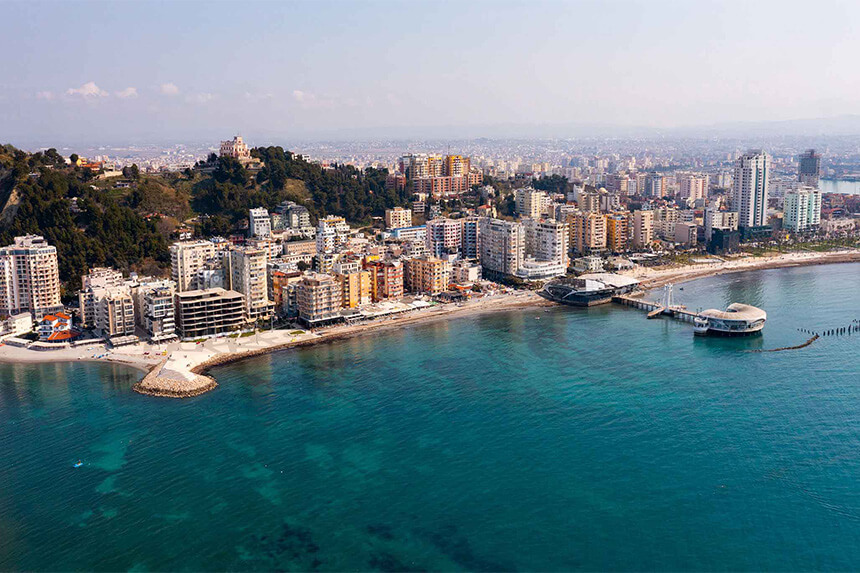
[[159, 83, 179, 96], [66, 81, 108, 98], [35, 91, 55, 101], [185, 92, 214, 104], [115, 87, 138, 99]]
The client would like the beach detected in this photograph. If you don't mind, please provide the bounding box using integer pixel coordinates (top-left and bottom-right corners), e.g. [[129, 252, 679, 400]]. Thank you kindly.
[[2, 249, 859, 398]]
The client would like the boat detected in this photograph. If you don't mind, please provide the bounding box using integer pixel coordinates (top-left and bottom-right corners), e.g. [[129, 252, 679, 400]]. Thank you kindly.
[[73, 461, 84, 468], [693, 303, 767, 336]]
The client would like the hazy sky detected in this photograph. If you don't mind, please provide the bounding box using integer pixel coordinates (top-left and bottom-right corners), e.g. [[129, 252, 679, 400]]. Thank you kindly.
[[2, 0, 859, 144]]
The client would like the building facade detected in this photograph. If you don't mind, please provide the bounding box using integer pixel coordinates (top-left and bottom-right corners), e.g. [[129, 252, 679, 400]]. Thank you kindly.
[[733, 150, 771, 228], [0, 235, 63, 320]]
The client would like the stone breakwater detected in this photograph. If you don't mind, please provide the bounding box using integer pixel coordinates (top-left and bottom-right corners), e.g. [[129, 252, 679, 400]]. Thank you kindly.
[[132, 359, 218, 398]]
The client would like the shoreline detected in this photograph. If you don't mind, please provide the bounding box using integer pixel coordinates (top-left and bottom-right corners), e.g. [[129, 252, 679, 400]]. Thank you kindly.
[[2, 249, 858, 398]]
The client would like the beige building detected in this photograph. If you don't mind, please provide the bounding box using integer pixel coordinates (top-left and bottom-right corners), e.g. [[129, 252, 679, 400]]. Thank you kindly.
[[132, 279, 177, 342], [632, 210, 654, 249], [94, 286, 136, 342], [170, 240, 217, 292], [384, 207, 412, 230], [515, 187, 549, 219], [175, 288, 245, 339], [678, 172, 709, 202], [0, 235, 63, 320], [478, 218, 524, 278], [219, 135, 251, 161], [296, 273, 342, 325], [570, 212, 607, 254], [79, 267, 125, 328], [223, 246, 273, 322], [335, 270, 372, 308], [404, 256, 451, 295]]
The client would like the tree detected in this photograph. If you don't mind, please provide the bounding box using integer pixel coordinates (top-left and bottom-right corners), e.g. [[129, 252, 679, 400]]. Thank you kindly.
[[69, 153, 79, 165]]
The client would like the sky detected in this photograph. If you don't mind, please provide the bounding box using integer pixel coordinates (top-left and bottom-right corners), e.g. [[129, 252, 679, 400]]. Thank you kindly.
[[2, 0, 859, 145]]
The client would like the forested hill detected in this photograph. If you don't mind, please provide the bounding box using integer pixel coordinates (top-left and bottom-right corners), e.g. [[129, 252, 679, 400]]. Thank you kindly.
[[0, 144, 412, 294]]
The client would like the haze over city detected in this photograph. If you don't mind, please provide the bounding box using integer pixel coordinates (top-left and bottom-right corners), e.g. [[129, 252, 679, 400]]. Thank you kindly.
[[4, 0, 860, 145]]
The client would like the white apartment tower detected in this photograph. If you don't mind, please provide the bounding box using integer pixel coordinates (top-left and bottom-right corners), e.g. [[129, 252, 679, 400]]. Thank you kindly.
[[0, 235, 63, 320], [733, 150, 771, 228], [784, 187, 822, 233], [249, 207, 271, 238], [478, 218, 524, 278], [425, 218, 462, 257], [224, 246, 273, 322]]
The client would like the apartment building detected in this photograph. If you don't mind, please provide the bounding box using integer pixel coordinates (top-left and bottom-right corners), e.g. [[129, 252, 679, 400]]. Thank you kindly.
[[570, 212, 607, 255], [296, 273, 342, 325], [336, 269, 372, 308], [0, 235, 63, 320], [523, 218, 569, 268], [384, 207, 412, 230], [249, 207, 271, 238], [515, 187, 549, 219], [478, 218, 524, 278], [365, 260, 404, 302], [605, 213, 630, 252], [223, 246, 273, 322], [316, 216, 350, 254], [175, 288, 245, 339], [404, 256, 451, 295], [132, 279, 177, 342], [78, 267, 125, 328], [170, 240, 217, 292], [784, 187, 822, 232], [632, 210, 655, 249], [425, 218, 462, 257]]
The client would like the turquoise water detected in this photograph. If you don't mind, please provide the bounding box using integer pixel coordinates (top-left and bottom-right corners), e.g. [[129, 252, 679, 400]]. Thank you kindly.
[[2, 263, 860, 571]]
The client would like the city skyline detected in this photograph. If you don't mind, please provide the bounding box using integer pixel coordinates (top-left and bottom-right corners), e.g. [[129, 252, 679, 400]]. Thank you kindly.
[[3, 0, 860, 144]]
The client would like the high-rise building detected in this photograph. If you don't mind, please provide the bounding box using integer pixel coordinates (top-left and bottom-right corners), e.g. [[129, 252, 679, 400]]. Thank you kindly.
[[644, 173, 666, 197], [249, 207, 271, 238], [425, 218, 462, 257], [223, 246, 273, 322], [0, 235, 63, 320], [170, 240, 217, 292], [784, 187, 822, 232], [523, 219, 569, 267], [798, 149, 821, 187], [132, 279, 177, 342], [315, 216, 350, 254], [632, 210, 654, 249], [384, 207, 412, 230], [460, 217, 481, 259], [570, 212, 607, 254], [478, 218, 524, 278], [335, 269, 371, 308], [733, 150, 771, 228], [94, 286, 136, 341], [605, 213, 629, 252]]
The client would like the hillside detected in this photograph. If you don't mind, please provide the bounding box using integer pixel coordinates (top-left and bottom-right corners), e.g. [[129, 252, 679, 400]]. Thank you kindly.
[[0, 144, 412, 294]]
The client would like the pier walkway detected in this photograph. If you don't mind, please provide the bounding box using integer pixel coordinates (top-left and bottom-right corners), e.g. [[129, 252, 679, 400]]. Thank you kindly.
[[613, 292, 699, 324]]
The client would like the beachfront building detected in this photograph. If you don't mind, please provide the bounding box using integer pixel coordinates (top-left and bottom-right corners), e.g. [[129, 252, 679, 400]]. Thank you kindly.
[[784, 187, 822, 233], [170, 240, 218, 292], [335, 269, 372, 308], [296, 273, 342, 326], [174, 288, 245, 339], [0, 235, 63, 320], [365, 260, 404, 302], [524, 218, 569, 268], [385, 207, 412, 230], [94, 286, 137, 343], [704, 209, 739, 242], [249, 207, 271, 238], [223, 246, 273, 322], [460, 217, 481, 259], [452, 260, 481, 284], [38, 312, 76, 343], [478, 218, 524, 279], [78, 267, 125, 328], [404, 256, 451, 295], [132, 279, 177, 343]]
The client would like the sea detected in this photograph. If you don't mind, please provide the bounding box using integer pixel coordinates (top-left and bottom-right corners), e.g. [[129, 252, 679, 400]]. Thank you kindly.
[[2, 263, 860, 571], [819, 178, 860, 195]]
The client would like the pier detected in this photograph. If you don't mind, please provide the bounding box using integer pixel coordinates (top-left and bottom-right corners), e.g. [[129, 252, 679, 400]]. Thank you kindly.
[[613, 285, 699, 324]]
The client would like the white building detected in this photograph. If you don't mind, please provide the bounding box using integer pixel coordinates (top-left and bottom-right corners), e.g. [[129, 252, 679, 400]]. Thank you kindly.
[[515, 187, 550, 219], [478, 218, 524, 278], [223, 246, 273, 322], [784, 187, 822, 232], [0, 235, 63, 320], [704, 210, 739, 242], [425, 218, 462, 258], [316, 216, 350, 254], [249, 207, 271, 238], [733, 150, 770, 228], [170, 240, 218, 292]]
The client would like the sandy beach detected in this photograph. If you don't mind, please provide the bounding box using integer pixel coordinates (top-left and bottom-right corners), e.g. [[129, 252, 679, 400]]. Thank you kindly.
[[2, 249, 858, 398]]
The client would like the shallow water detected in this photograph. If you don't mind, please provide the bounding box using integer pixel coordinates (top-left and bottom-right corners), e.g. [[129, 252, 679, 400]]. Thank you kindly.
[[2, 263, 860, 571]]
